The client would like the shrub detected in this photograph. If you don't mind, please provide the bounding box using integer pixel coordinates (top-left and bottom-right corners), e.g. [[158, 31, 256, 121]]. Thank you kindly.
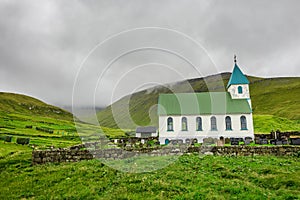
[[16, 137, 30, 145]]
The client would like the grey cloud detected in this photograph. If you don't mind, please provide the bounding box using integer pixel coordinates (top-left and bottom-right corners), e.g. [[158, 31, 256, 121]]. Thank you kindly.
[[0, 0, 299, 107]]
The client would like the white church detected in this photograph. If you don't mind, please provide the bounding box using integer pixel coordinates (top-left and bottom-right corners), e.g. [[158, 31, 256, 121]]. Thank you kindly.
[[158, 59, 254, 144]]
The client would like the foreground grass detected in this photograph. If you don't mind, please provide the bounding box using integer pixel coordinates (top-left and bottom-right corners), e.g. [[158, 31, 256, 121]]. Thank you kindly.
[[0, 143, 299, 199]]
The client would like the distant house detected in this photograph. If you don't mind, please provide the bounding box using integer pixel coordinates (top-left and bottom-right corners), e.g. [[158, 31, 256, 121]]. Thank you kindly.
[[136, 126, 158, 138], [157, 58, 254, 144]]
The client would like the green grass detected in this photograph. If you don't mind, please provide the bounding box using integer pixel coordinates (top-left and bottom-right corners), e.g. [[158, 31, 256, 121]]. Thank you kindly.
[[254, 115, 300, 133], [0, 108, 127, 149], [0, 92, 74, 121], [97, 74, 300, 133], [0, 143, 299, 199], [0, 111, 80, 148]]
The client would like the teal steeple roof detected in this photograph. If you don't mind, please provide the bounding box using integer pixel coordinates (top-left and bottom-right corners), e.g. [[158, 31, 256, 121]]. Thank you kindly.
[[227, 63, 249, 88]]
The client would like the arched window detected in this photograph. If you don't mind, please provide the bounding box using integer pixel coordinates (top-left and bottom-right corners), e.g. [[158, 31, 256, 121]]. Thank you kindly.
[[182, 117, 188, 131], [240, 116, 247, 130], [238, 86, 243, 94], [211, 116, 217, 131], [196, 117, 202, 131], [225, 116, 232, 130], [167, 117, 173, 131]]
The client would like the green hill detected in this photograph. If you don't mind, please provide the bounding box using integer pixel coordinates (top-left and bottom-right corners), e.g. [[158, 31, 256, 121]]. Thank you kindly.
[[0, 92, 126, 148], [96, 74, 300, 133], [0, 92, 80, 148], [0, 92, 74, 121]]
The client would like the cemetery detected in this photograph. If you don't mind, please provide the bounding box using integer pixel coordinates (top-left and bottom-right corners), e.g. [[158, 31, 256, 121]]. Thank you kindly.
[[30, 130, 300, 165]]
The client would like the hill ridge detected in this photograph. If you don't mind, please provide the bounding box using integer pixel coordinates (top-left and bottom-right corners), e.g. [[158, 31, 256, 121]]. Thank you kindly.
[[96, 73, 300, 132]]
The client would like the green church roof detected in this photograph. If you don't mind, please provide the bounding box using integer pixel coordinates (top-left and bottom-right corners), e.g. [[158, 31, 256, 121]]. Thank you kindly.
[[227, 64, 249, 88], [157, 92, 252, 115]]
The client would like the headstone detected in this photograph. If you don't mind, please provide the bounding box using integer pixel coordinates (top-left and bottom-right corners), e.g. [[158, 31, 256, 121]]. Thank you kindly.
[[275, 140, 283, 145], [270, 139, 276, 145], [225, 138, 231, 144], [282, 140, 288, 145], [244, 138, 251, 145], [217, 140, 224, 146], [171, 140, 178, 145], [259, 138, 268, 145], [203, 137, 215, 145], [291, 138, 300, 145]]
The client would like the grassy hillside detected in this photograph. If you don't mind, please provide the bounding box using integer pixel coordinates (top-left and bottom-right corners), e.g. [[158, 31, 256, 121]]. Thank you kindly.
[[250, 77, 300, 120], [0, 145, 299, 199], [0, 92, 127, 149], [0, 92, 74, 121], [97, 74, 300, 133]]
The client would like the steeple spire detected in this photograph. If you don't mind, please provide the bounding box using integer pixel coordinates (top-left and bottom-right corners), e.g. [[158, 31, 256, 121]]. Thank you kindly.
[[227, 56, 249, 88]]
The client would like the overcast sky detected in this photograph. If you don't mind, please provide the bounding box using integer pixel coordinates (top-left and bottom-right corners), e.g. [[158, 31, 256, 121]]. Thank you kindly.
[[1, 0, 300, 108]]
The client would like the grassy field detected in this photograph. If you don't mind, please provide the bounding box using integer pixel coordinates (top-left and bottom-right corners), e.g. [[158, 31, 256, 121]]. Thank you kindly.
[[96, 74, 300, 133], [0, 92, 300, 199], [0, 142, 299, 199]]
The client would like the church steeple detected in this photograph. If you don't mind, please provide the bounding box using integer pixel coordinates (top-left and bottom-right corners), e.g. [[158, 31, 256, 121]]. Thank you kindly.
[[227, 56, 251, 102], [227, 56, 249, 88]]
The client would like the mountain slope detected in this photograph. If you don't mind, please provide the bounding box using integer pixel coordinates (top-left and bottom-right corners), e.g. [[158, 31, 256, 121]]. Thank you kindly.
[[96, 74, 300, 132], [0, 92, 74, 121]]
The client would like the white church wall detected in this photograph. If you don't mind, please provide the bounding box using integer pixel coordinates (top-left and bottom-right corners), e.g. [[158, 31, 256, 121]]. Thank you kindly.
[[158, 114, 254, 144]]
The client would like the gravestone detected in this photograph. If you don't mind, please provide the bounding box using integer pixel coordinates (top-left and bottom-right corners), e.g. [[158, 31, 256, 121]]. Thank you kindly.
[[217, 139, 224, 146], [203, 137, 215, 145], [275, 140, 283, 145], [225, 138, 231, 144], [244, 138, 251, 145], [282, 140, 288, 145], [291, 138, 300, 145], [259, 138, 268, 145], [270, 139, 276, 145]]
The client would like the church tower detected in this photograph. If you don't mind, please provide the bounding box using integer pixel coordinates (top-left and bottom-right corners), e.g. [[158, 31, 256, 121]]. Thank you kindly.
[[227, 55, 252, 108]]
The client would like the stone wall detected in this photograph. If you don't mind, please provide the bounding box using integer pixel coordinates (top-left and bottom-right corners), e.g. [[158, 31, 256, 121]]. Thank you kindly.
[[32, 145, 300, 165], [209, 146, 300, 156]]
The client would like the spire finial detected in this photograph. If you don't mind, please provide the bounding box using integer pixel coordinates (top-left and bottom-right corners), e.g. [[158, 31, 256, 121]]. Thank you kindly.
[[234, 54, 237, 64]]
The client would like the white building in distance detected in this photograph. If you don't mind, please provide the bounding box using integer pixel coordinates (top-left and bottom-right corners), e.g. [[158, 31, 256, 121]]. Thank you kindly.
[[135, 126, 158, 138]]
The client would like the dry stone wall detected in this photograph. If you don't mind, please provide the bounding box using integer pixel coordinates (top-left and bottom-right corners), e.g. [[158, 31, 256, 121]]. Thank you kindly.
[[32, 145, 300, 165]]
